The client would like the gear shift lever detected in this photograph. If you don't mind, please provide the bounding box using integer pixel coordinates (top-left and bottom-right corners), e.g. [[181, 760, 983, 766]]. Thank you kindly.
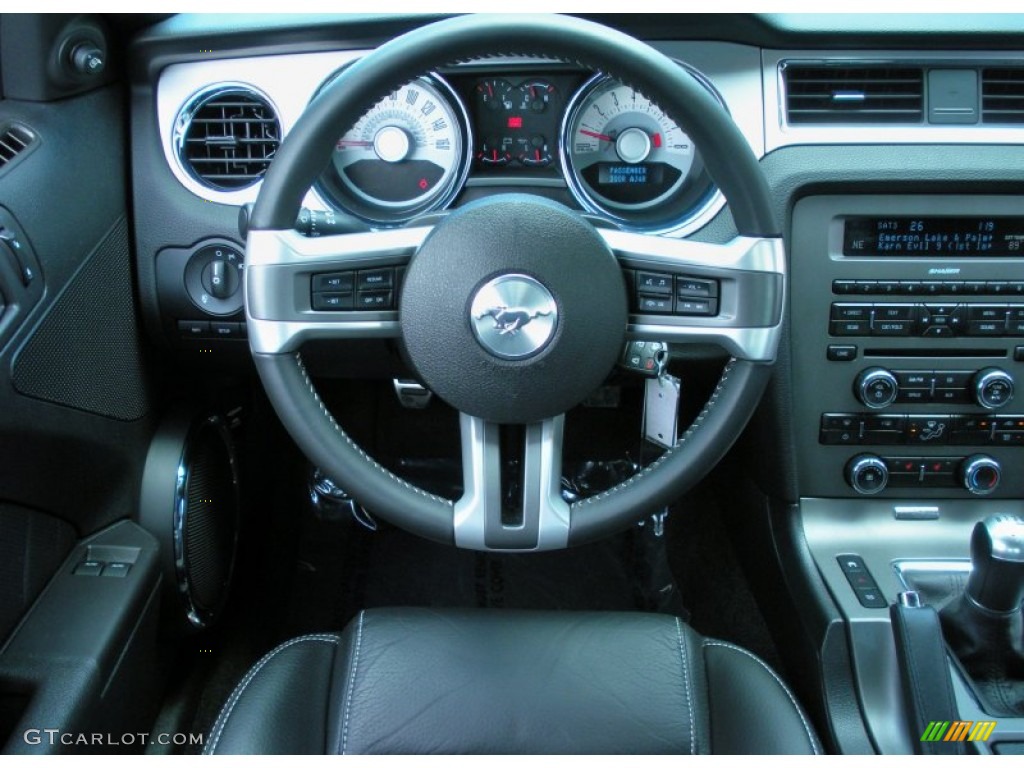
[[940, 515, 1024, 714], [965, 514, 1024, 613]]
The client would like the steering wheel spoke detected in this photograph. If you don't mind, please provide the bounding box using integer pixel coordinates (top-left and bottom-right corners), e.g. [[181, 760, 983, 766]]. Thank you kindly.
[[245, 226, 433, 353], [601, 230, 785, 362], [454, 413, 571, 551]]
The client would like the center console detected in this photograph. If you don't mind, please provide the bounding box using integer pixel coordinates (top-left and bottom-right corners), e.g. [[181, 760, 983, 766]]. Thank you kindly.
[[790, 195, 1024, 754], [792, 195, 1024, 500]]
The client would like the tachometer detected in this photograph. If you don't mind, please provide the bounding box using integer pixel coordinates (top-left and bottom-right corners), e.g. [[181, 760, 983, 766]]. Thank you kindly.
[[561, 71, 722, 233], [317, 75, 471, 225]]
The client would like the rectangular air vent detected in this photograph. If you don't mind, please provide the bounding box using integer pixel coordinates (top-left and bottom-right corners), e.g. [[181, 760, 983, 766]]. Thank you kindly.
[[0, 124, 35, 170], [982, 68, 1024, 124], [784, 64, 925, 125]]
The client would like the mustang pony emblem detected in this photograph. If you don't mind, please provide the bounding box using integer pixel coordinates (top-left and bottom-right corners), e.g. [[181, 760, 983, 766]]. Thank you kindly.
[[477, 305, 553, 335]]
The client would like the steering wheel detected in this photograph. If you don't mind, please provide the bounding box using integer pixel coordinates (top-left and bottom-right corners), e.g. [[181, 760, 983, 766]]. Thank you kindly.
[[244, 14, 785, 551]]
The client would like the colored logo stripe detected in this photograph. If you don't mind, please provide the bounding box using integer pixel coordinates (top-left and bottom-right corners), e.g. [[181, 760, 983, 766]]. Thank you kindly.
[[968, 721, 997, 742], [921, 720, 997, 742]]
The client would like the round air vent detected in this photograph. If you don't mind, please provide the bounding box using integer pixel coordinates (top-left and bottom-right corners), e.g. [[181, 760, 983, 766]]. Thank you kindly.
[[175, 85, 280, 191]]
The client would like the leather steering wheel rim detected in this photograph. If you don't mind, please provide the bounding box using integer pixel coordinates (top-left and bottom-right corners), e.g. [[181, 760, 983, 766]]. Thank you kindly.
[[247, 13, 780, 549]]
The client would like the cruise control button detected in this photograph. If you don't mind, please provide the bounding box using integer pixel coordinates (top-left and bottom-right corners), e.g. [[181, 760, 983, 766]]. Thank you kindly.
[[355, 290, 393, 309], [312, 292, 354, 311], [313, 272, 354, 292], [357, 268, 394, 290]]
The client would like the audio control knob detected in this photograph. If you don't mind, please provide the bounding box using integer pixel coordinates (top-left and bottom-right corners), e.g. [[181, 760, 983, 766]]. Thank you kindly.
[[961, 455, 1001, 496], [974, 368, 1015, 410], [855, 367, 899, 409], [846, 454, 889, 495]]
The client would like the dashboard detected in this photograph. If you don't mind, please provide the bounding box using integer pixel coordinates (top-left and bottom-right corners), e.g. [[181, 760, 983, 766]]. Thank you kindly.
[[158, 51, 739, 236]]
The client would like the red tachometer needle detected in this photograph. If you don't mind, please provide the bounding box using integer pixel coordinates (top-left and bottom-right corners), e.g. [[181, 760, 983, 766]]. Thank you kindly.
[[579, 128, 613, 141]]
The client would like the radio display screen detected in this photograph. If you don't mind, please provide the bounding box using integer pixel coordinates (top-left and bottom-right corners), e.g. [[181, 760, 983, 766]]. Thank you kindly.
[[843, 217, 1024, 256]]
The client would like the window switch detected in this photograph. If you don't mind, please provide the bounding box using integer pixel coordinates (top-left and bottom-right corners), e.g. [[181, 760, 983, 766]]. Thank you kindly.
[[102, 562, 131, 578], [74, 560, 104, 576]]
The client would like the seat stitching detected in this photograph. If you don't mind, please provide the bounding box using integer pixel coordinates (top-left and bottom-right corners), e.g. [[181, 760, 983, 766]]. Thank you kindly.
[[340, 610, 366, 755], [674, 617, 696, 755], [577, 358, 736, 505], [205, 633, 339, 755], [294, 355, 452, 506], [703, 640, 820, 755]]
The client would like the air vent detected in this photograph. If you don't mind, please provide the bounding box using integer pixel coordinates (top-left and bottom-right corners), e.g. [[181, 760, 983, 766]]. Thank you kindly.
[[784, 64, 925, 125], [178, 87, 280, 191], [982, 68, 1024, 124], [0, 124, 36, 170]]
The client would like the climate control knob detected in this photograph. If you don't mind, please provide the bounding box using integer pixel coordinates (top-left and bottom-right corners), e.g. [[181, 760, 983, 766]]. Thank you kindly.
[[960, 455, 1002, 496], [974, 368, 1015, 410], [845, 454, 889, 495], [855, 367, 899, 409]]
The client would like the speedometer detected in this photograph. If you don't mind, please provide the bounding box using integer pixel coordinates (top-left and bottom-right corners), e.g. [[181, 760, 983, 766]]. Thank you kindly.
[[561, 71, 723, 233], [317, 74, 471, 225]]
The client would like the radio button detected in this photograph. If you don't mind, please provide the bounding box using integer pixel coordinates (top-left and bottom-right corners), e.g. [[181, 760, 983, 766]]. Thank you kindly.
[[923, 326, 955, 337], [968, 321, 1006, 336], [827, 344, 858, 361], [963, 281, 988, 295], [922, 282, 945, 295], [896, 389, 929, 403], [935, 371, 972, 388], [1010, 282, 1024, 295], [895, 370, 933, 388], [969, 305, 1009, 322], [943, 281, 966, 294], [987, 281, 1011, 295], [873, 304, 916, 322], [831, 320, 869, 336], [832, 279, 856, 294], [831, 303, 871, 321], [1007, 309, 1024, 336], [935, 388, 971, 404], [872, 320, 913, 336], [876, 281, 901, 295], [853, 281, 878, 294], [898, 281, 923, 294]]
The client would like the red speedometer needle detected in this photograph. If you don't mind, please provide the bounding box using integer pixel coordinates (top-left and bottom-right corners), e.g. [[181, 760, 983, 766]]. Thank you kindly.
[[579, 128, 613, 141]]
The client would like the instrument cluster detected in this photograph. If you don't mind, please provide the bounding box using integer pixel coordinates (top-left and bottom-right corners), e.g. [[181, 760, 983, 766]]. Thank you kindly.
[[313, 63, 725, 234]]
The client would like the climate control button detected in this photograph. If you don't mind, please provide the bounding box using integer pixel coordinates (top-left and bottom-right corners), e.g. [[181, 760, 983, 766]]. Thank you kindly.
[[845, 454, 889, 495], [960, 455, 1002, 495]]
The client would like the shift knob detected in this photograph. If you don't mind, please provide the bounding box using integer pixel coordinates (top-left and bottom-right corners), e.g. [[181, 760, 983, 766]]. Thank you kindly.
[[966, 514, 1024, 613]]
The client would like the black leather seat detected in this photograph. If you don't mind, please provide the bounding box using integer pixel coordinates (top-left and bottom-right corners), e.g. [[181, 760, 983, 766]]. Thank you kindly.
[[204, 608, 821, 755]]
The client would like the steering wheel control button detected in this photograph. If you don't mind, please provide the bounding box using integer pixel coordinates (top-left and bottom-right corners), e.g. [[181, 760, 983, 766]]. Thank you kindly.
[[400, 195, 626, 424], [357, 268, 394, 290], [637, 295, 672, 314], [636, 272, 672, 295], [356, 290, 394, 310], [312, 292, 354, 311], [470, 274, 558, 360], [855, 367, 899, 409], [313, 272, 355, 292], [675, 278, 718, 299]]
